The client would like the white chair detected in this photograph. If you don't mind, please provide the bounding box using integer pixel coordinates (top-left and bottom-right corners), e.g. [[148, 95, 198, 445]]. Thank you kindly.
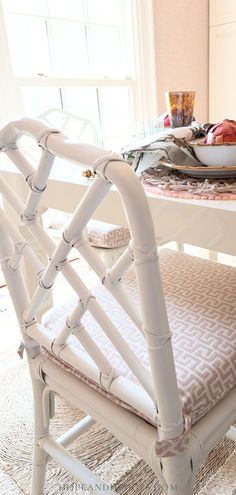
[[39, 108, 100, 146], [0, 117, 235, 495], [47, 214, 130, 268], [40, 108, 130, 266]]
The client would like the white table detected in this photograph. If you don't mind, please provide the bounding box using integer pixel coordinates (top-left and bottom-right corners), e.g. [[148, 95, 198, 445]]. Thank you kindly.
[[1, 156, 236, 257]]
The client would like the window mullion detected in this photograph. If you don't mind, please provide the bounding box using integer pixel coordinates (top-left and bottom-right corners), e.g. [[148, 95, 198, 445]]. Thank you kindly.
[[15, 77, 135, 88], [45, 18, 53, 77], [96, 87, 104, 147], [59, 87, 64, 110]]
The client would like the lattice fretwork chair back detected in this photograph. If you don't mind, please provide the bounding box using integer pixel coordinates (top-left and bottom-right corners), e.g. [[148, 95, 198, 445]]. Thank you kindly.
[[39, 108, 100, 146], [39, 108, 130, 267], [0, 118, 235, 495]]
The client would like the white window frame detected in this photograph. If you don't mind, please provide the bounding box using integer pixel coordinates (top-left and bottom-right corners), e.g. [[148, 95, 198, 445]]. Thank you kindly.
[[0, 0, 157, 134]]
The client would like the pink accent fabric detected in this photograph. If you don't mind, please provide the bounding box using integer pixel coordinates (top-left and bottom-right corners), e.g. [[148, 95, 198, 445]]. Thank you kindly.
[[87, 219, 130, 248], [143, 183, 236, 200], [43, 249, 236, 427], [155, 414, 191, 457]]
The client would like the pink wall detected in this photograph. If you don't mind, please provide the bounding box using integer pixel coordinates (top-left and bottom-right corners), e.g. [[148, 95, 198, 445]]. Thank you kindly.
[[153, 0, 209, 122]]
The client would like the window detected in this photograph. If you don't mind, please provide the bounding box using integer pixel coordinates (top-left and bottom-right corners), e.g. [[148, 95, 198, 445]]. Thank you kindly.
[[0, 0, 157, 150]]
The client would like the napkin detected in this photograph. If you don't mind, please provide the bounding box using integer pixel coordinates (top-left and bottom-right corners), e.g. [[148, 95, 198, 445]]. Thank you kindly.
[[122, 122, 205, 174]]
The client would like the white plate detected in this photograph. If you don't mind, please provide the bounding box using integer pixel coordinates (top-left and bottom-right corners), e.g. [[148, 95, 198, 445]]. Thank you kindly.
[[180, 168, 236, 179], [159, 159, 236, 178]]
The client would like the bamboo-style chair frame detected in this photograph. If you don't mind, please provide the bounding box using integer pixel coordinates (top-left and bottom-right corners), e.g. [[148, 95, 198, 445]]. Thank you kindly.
[[0, 118, 235, 495], [40, 108, 100, 146]]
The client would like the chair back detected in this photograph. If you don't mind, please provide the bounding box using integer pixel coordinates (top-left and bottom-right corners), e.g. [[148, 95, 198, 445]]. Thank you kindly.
[[0, 118, 183, 442], [40, 108, 100, 146]]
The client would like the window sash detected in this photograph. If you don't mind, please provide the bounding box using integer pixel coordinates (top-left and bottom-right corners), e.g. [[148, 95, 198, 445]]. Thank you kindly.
[[0, 0, 157, 137]]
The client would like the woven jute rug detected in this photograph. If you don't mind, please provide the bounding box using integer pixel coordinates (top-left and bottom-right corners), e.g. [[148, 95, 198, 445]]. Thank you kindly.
[[0, 361, 235, 495], [141, 167, 236, 200]]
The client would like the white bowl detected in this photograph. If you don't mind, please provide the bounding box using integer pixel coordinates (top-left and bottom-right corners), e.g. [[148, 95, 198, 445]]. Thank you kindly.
[[189, 139, 236, 166]]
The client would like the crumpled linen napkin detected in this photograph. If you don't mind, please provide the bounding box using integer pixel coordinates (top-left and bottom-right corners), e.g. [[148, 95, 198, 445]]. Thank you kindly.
[[121, 122, 205, 174]]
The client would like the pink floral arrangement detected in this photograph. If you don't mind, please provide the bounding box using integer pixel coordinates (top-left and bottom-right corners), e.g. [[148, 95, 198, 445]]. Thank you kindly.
[[205, 119, 236, 144], [155, 112, 171, 128], [163, 114, 171, 127]]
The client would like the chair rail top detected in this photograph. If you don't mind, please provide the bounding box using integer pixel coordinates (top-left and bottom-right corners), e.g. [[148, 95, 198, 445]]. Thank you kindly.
[[0, 117, 105, 164], [0, 117, 156, 252]]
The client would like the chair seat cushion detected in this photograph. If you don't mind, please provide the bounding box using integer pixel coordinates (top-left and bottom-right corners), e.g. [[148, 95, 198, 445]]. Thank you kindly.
[[47, 213, 130, 249], [87, 220, 130, 248], [43, 249, 236, 426]]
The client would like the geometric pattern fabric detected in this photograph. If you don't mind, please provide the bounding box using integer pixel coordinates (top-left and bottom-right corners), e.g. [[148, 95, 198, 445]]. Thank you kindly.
[[44, 249, 236, 426]]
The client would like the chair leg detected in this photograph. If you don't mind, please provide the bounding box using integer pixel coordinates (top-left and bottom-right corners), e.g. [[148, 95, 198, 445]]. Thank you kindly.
[[162, 453, 194, 495], [30, 374, 49, 495], [167, 480, 192, 495]]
